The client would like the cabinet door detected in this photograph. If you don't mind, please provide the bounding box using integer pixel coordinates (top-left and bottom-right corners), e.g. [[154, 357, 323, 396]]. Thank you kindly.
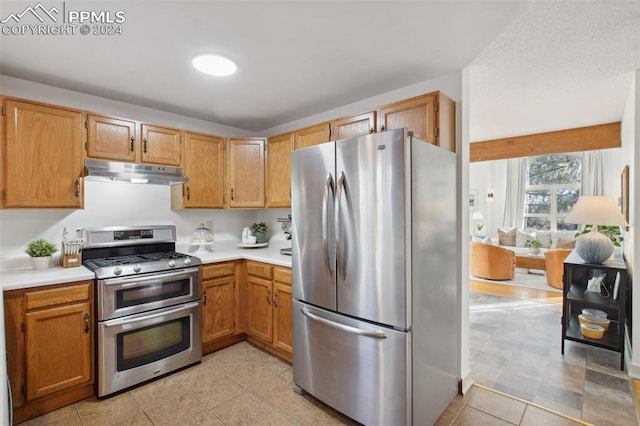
[[140, 123, 182, 166], [266, 132, 293, 208], [247, 275, 273, 342], [227, 138, 265, 208], [272, 267, 293, 354], [86, 114, 137, 162], [25, 301, 92, 400], [331, 112, 376, 140], [294, 122, 331, 150], [378, 93, 436, 143], [4, 99, 83, 208], [180, 132, 225, 208], [202, 276, 235, 343]]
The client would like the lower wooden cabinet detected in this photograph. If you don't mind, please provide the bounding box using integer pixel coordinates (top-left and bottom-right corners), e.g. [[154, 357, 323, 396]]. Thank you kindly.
[[245, 261, 293, 361], [4, 280, 94, 424], [201, 262, 244, 354]]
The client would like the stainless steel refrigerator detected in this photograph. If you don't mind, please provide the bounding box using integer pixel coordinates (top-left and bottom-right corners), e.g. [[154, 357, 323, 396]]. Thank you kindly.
[[292, 128, 458, 425]]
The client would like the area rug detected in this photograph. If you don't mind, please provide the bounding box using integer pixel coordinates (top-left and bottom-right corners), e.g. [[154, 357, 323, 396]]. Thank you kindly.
[[470, 268, 561, 293]]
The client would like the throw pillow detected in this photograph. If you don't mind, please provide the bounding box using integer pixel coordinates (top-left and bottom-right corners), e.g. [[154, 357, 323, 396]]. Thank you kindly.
[[536, 230, 552, 248], [556, 236, 576, 249], [551, 231, 576, 248], [516, 229, 536, 247], [497, 227, 516, 246]]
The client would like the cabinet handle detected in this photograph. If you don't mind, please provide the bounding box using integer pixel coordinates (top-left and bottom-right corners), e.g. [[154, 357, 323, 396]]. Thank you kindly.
[[130, 137, 135, 153], [83, 313, 90, 334], [74, 180, 81, 198], [230, 188, 234, 201], [203, 290, 207, 305], [266, 288, 271, 305], [186, 186, 191, 200], [273, 290, 279, 307], [143, 138, 148, 154]]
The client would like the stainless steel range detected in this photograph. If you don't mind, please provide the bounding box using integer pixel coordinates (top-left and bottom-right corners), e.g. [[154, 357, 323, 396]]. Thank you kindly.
[[82, 225, 202, 397]]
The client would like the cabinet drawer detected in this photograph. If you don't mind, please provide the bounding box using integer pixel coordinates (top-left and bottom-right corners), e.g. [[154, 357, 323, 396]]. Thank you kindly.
[[25, 281, 92, 310], [274, 267, 292, 286], [247, 261, 273, 280], [203, 262, 235, 279]]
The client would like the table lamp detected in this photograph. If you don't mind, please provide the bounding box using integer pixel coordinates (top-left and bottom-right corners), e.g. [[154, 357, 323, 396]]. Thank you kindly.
[[565, 196, 628, 264]]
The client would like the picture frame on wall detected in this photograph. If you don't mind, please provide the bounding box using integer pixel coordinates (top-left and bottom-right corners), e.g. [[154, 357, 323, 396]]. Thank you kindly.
[[621, 165, 629, 231], [469, 190, 478, 210]]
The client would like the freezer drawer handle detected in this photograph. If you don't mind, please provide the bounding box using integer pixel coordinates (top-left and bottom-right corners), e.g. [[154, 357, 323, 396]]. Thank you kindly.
[[300, 308, 387, 339]]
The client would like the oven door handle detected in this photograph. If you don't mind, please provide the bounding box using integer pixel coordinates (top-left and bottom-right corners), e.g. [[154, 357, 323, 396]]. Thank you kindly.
[[101, 267, 201, 287], [102, 301, 200, 327]]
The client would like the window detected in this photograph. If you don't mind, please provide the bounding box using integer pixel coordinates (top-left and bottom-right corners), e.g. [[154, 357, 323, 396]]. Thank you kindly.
[[524, 154, 581, 231]]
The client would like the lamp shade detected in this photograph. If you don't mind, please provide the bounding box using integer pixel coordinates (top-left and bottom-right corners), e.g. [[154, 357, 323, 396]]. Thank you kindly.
[[565, 196, 628, 227], [565, 196, 627, 264], [471, 210, 484, 221]]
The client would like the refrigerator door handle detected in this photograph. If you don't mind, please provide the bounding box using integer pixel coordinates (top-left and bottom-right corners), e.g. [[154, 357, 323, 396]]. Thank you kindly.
[[335, 171, 347, 280], [322, 173, 335, 275], [300, 307, 387, 339]]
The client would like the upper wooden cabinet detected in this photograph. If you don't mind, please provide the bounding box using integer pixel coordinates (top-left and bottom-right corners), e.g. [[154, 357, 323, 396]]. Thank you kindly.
[[331, 111, 376, 140], [293, 122, 330, 150], [140, 123, 182, 166], [3, 98, 84, 208], [86, 114, 137, 162], [377, 91, 455, 152], [172, 131, 225, 209], [266, 132, 293, 208], [227, 138, 265, 208]]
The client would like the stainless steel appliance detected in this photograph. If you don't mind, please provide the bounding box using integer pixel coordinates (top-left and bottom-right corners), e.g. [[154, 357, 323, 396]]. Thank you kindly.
[[292, 129, 458, 425], [278, 214, 292, 255], [82, 225, 202, 397]]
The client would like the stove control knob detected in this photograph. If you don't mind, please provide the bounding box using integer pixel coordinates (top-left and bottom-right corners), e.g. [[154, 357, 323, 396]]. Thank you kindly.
[[133, 264, 142, 273], [114, 266, 123, 276], [168, 260, 176, 268], [184, 258, 192, 266]]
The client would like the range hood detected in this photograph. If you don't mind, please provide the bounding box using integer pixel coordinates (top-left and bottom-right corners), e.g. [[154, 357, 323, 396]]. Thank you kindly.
[[84, 159, 188, 185]]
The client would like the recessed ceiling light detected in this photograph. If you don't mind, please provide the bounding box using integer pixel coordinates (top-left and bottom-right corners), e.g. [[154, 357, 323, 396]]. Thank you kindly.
[[192, 54, 236, 77]]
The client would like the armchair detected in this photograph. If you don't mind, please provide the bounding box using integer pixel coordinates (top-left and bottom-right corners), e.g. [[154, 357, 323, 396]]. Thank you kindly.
[[470, 242, 516, 280]]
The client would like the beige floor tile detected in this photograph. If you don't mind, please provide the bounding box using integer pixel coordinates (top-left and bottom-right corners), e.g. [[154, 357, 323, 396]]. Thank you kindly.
[[211, 390, 274, 425], [18, 404, 79, 426], [129, 373, 191, 410], [250, 372, 298, 406], [98, 411, 154, 426], [467, 387, 526, 424], [519, 405, 584, 426], [275, 392, 330, 425], [451, 406, 514, 425], [144, 392, 222, 426], [435, 387, 478, 425], [250, 410, 297, 425], [76, 392, 146, 425], [191, 375, 246, 409], [175, 359, 226, 388], [224, 359, 289, 388]]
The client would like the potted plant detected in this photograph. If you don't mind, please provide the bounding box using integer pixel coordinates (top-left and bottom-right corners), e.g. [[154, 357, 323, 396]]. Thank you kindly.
[[474, 224, 485, 236], [250, 222, 269, 244], [26, 239, 58, 270], [524, 239, 542, 255]]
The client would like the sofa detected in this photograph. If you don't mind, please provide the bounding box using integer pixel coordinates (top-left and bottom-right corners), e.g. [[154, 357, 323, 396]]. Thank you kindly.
[[492, 228, 577, 256], [470, 242, 516, 280]]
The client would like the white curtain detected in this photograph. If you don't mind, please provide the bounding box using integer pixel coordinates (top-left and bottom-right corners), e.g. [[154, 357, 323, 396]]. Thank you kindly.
[[502, 158, 527, 228], [582, 151, 604, 196]]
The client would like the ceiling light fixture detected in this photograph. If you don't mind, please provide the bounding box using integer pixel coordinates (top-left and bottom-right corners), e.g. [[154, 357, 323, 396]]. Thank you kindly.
[[192, 54, 236, 77]]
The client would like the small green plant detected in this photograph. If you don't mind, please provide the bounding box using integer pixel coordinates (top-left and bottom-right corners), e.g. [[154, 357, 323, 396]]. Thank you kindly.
[[25, 239, 58, 257], [575, 225, 623, 247], [524, 239, 542, 248], [250, 222, 268, 235], [475, 224, 484, 232]]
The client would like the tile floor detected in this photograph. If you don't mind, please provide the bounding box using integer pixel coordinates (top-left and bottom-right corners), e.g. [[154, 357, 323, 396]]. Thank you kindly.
[[469, 290, 636, 425], [20, 338, 599, 426]]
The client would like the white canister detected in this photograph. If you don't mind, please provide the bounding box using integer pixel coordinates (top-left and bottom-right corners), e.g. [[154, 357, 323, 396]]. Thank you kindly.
[[242, 227, 251, 244]]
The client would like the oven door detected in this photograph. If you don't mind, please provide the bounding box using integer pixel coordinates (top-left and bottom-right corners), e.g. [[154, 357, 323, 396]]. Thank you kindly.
[[98, 301, 202, 397], [98, 267, 201, 320]]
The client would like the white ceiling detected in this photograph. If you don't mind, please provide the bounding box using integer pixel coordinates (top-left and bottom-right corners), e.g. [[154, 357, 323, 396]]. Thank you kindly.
[[1, 1, 639, 139]]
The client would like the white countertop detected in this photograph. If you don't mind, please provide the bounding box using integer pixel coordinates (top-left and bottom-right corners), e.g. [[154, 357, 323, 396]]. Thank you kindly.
[[0, 239, 292, 291]]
